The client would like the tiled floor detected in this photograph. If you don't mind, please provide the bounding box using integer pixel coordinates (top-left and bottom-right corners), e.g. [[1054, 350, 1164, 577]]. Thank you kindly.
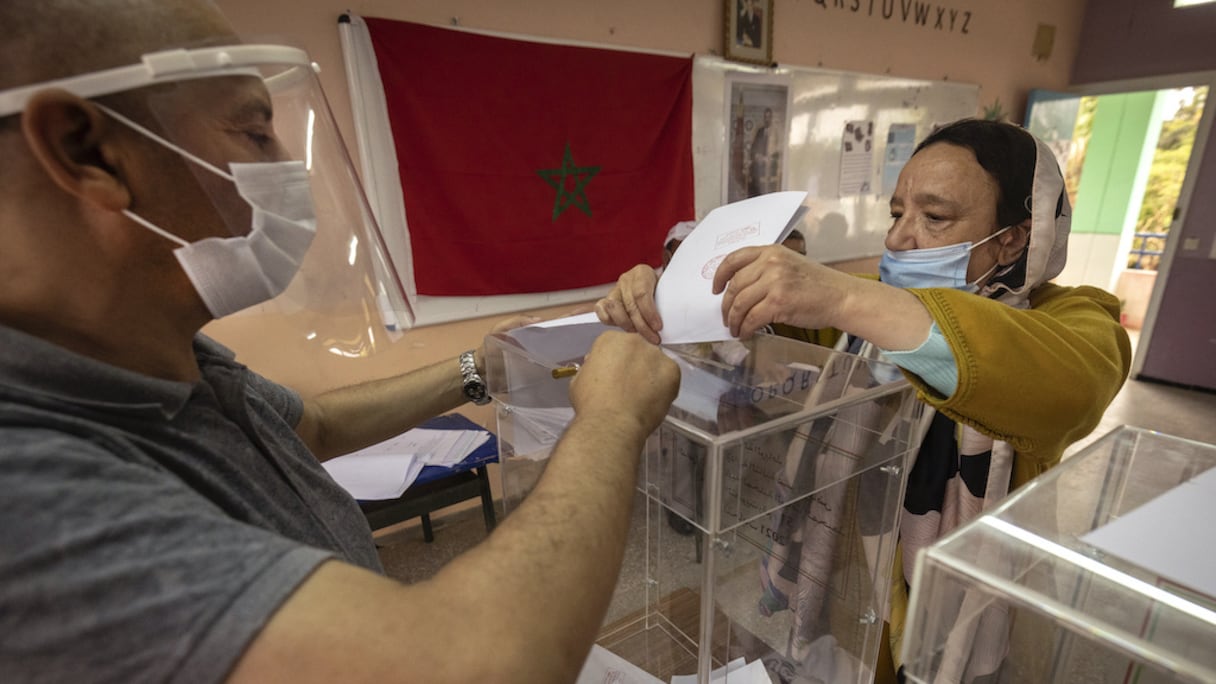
[[1065, 330, 1216, 457], [1065, 371, 1216, 456]]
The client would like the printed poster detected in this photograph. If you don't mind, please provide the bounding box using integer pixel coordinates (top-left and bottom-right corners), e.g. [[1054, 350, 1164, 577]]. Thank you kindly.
[[839, 120, 875, 196], [882, 123, 917, 196]]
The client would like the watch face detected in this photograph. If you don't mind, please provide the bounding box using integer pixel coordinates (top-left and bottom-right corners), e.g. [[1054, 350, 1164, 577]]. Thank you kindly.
[[464, 379, 489, 404]]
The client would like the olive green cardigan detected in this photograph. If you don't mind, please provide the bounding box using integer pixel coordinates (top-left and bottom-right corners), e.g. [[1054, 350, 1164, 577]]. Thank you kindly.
[[904, 282, 1132, 489], [775, 281, 1131, 487]]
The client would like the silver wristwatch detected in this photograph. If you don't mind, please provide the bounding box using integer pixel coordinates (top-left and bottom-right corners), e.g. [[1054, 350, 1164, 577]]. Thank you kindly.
[[459, 350, 490, 405]]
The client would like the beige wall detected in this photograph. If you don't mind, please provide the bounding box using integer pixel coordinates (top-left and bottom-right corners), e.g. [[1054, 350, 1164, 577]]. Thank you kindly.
[[209, 0, 1083, 400], [217, 0, 1086, 154]]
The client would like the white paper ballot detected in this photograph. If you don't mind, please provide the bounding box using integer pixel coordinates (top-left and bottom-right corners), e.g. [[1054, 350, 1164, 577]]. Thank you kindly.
[[530, 311, 601, 329], [655, 191, 808, 344], [503, 405, 577, 460], [669, 656, 773, 684], [1082, 466, 1216, 600], [322, 427, 492, 500], [666, 349, 739, 423], [506, 312, 611, 364], [322, 451, 425, 501], [396, 428, 491, 468]]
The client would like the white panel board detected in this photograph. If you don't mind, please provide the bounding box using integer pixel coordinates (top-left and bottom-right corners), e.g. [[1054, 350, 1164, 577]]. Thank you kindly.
[[692, 56, 979, 264]]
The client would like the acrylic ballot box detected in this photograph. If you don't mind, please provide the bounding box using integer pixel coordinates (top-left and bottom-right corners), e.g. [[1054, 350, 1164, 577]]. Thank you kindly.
[[485, 324, 925, 683], [902, 427, 1216, 684]]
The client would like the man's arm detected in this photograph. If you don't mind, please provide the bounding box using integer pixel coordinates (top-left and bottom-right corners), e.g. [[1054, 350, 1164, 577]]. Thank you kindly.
[[228, 331, 680, 684], [294, 317, 536, 461], [293, 353, 472, 461]]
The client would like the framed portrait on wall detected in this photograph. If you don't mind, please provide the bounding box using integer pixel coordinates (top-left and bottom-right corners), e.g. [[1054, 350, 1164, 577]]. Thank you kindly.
[[724, 0, 774, 65], [725, 77, 790, 203]]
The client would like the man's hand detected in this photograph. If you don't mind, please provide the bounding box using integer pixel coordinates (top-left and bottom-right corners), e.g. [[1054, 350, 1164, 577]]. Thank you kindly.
[[594, 265, 663, 345], [570, 331, 679, 439]]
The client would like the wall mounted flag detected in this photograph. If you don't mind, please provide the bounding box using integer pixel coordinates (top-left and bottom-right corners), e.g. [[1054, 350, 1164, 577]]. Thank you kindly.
[[365, 18, 695, 296]]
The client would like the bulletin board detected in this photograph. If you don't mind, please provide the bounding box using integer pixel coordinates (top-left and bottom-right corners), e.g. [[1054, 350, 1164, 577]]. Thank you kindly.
[[692, 56, 979, 264]]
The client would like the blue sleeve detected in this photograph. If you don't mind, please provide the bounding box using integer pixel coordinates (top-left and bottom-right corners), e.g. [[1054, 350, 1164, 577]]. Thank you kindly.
[[879, 321, 959, 397]]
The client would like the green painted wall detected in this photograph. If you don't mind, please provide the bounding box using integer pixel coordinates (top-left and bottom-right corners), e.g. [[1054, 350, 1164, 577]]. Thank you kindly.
[[1073, 91, 1163, 236]]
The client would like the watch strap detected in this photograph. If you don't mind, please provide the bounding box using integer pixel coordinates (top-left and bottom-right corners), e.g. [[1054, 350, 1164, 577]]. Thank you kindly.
[[459, 350, 490, 405]]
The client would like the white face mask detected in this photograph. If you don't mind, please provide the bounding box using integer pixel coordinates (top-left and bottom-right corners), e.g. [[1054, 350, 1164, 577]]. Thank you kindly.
[[99, 105, 317, 319]]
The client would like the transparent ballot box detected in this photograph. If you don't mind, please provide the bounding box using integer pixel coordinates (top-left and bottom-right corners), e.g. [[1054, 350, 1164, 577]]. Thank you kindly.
[[485, 325, 925, 683], [901, 427, 1216, 684]]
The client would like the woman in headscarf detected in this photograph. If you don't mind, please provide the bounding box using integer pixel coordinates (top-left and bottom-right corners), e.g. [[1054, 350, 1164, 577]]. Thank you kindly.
[[596, 119, 1133, 682]]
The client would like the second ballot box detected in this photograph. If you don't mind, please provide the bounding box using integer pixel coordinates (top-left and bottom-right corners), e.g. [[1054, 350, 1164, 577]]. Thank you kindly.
[[485, 320, 926, 683], [900, 426, 1216, 684]]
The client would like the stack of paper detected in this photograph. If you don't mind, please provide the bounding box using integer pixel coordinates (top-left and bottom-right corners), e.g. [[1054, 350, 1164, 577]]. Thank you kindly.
[[670, 657, 773, 684], [322, 427, 492, 501]]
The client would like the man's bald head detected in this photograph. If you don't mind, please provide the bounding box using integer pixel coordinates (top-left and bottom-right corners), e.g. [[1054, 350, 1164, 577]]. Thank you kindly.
[[0, 0, 236, 91], [0, 0, 238, 197], [0, 0, 236, 137]]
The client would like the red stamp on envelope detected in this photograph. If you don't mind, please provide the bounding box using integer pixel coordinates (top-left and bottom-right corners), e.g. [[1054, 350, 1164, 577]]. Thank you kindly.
[[715, 222, 760, 249]]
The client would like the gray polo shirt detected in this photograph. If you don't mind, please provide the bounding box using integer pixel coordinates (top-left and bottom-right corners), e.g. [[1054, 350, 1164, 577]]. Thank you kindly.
[[0, 323, 382, 683]]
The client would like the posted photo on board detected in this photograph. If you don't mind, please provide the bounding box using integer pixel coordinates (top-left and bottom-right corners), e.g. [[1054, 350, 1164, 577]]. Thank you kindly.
[[724, 0, 773, 65], [726, 78, 790, 203]]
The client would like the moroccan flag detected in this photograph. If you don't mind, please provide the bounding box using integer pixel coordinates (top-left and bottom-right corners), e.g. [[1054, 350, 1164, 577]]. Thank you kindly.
[[365, 18, 695, 296]]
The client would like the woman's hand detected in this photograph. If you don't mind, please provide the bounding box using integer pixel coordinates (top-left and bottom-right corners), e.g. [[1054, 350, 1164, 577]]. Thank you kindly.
[[713, 245, 933, 351], [594, 264, 663, 344], [713, 245, 853, 339]]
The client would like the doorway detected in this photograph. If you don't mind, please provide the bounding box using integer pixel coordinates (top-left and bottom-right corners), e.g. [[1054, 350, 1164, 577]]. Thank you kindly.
[[1025, 86, 1208, 333]]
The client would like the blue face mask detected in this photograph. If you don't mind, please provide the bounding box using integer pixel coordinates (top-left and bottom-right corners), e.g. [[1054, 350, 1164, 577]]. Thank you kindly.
[[879, 226, 1011, 292]]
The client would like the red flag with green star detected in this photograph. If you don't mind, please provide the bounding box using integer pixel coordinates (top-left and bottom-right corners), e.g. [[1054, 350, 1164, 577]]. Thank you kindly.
[[365, 18, 694, 296]]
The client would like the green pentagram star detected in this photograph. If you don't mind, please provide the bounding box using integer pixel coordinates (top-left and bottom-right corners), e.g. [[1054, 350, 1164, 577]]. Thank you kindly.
[[537, 142, 601, 221]]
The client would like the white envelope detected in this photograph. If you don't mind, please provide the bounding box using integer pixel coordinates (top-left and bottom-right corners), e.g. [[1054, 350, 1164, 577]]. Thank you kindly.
[[656, 191, 808, 344]]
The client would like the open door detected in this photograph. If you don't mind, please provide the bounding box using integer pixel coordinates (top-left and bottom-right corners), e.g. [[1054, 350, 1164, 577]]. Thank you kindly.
[[1027, 86, 1214, 390], [1134, 86, 1215, 389]]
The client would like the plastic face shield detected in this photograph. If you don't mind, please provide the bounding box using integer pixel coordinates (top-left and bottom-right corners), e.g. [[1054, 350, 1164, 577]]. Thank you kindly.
[[0, 45, 416, 391]]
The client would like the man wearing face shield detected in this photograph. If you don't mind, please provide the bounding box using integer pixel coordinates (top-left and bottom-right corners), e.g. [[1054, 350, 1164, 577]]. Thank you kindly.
[[0, 2, 680, 682], [598, 119, 1132, 680]]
